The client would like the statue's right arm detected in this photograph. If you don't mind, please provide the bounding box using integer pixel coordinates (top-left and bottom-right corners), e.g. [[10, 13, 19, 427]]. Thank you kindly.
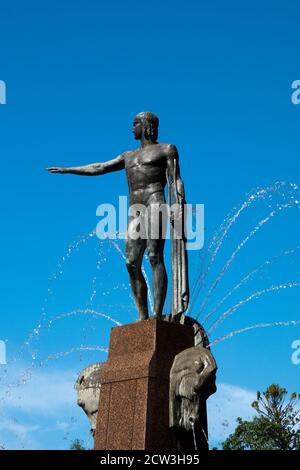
[[46, 153, 125, 176]]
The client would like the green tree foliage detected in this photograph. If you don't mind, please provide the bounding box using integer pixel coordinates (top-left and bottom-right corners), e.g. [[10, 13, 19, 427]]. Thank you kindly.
[[222, 384, 300, 450], [69, 438, 86, 450]]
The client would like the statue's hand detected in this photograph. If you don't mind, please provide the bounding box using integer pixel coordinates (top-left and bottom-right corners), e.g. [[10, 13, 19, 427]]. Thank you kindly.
[[46, 167, 68, 174]]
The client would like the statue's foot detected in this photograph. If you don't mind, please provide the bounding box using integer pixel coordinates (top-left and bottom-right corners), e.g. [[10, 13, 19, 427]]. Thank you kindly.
[[171, 313, 182, 323], [138, 313, 149, 321], [152, 312, 163, 320]]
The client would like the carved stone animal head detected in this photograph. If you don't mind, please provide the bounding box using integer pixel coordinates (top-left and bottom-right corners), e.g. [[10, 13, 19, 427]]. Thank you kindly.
[[75, 363, 103, 437], [170, 346, 217, 431]]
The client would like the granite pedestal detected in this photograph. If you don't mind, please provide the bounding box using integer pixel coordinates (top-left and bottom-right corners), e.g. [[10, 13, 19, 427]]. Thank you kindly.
[[94, 319, 194, 450]]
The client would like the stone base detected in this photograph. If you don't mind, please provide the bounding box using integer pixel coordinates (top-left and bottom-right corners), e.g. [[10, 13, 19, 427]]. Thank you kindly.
[[94, 319, 194, 450]]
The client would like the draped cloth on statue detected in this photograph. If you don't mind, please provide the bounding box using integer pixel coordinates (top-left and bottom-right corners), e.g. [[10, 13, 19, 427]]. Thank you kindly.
[[166, 166, 190, 322]]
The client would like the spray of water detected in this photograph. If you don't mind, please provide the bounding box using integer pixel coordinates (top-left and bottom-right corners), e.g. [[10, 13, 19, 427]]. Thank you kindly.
[[209, 319, 300, 347], [40, 346, 108, 367], [196, 199, 300, 320], [0, 344, 109, 391], [47, 309, 122, 328], [23, 230, 97, 350], [88, 241, 105, 306], [208, 282, 300, 334], [0, 232, 125, 392], [189, 181, 296, 311], [48, 230, 96, 283], [0, 232, 100, 393], [203, 246, 300, 325]]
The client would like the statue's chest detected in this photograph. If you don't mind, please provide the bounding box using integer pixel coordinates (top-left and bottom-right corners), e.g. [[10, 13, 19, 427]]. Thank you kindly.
[[125, 149, 165, 170]]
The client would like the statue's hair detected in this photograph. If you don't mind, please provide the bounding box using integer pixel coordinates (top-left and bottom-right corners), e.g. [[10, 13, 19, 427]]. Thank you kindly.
[[75, 362, 103, 390], [135, 111, 159, 141]]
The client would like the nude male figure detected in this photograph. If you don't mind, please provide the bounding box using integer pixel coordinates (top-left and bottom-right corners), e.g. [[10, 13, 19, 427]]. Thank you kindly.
[[47, 112, 188, 321]]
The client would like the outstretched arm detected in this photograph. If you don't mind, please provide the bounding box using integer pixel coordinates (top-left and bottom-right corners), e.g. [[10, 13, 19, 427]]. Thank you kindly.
[[46, 153, 125, 176]]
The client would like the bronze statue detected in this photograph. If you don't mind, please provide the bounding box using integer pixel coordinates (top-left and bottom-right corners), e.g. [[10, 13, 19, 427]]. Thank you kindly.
[[47, 112, 189, 321]]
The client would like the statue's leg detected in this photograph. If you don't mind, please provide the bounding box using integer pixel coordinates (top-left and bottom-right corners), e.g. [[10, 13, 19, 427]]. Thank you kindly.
[[147, 194, 168, 319], [126, 216, 148, 321]]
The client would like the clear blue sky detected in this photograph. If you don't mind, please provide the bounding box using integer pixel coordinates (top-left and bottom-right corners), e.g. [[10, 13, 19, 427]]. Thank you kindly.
[[0, 0, 299, 449]]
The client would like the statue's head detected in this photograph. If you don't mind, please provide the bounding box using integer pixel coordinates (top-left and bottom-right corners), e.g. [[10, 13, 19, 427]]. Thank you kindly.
[[75, 363, 103, 437], [132, 111, 159, 142]]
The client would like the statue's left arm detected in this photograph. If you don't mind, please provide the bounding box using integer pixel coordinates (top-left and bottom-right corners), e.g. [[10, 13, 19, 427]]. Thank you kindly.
[[166, 144, 186, 210]]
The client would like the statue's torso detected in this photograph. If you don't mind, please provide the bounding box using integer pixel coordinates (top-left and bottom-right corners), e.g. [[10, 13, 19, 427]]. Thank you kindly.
[[124, 144, 171, 205]]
